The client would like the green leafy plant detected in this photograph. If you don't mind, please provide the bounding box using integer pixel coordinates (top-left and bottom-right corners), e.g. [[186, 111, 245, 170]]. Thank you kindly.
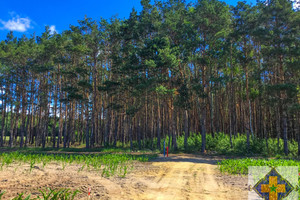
[[0, 152, 155, 177]]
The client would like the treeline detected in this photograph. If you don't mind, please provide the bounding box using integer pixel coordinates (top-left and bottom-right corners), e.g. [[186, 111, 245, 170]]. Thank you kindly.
[[0, 0, 299, 155]]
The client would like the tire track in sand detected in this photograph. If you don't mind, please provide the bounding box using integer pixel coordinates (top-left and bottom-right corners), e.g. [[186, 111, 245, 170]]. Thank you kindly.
[[0, 154, 248, 200], [129, 154, 247, 200]]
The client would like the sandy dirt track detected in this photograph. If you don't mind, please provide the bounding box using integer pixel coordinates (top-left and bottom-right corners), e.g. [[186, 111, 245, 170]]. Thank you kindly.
[[0, 154, 248, 200]]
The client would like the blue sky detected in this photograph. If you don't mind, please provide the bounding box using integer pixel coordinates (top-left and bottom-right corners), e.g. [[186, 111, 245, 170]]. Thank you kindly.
[[0, 0, 261, 40]]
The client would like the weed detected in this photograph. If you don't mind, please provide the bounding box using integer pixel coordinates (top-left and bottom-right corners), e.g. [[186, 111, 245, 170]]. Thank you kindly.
[[0, 152, 156, 177]]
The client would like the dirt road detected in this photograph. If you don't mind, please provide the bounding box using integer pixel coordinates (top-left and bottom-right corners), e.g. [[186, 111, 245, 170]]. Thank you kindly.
[[0, 154, 248, 200], [112, 154, 248, 200]]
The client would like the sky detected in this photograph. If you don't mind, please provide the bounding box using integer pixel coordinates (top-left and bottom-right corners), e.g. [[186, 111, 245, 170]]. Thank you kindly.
[[0, 0, 298, 41]]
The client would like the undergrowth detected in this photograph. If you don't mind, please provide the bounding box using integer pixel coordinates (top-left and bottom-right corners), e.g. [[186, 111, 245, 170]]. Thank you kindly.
[[0, 151, 156, 177], [0, 188, 80, 200], [141, 132, 299, 157]]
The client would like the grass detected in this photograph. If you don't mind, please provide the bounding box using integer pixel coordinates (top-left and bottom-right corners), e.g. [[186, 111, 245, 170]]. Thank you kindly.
[[0, 188, 80, 200], [0, 151, 157, 177], [218, 158, 300, 175], [0, 148, 157, 199], [218, 158, 300, 199]]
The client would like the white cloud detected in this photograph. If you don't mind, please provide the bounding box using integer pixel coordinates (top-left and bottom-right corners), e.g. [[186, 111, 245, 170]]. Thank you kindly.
[[0, 14, 32, 32], [292, 0, 300, 9], [49, 25, 57, 34]]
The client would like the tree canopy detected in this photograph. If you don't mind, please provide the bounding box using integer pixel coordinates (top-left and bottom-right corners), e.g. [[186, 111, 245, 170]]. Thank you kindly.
[[0, 0, 299, 155]]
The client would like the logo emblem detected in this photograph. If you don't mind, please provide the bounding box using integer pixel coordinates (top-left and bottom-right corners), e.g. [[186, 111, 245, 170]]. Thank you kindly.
[[253, 168, 294, 200]]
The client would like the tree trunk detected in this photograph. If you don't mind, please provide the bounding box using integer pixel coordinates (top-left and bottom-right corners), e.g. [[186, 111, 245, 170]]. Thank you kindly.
[[138, 117, 141, 150], [201, 101, 206, 153], [283, 110, 288, 155], [52, 87, 58, 148], [184, 109, 189, 150], [129, 116, 133, 150], [63, 104, 68, 148], [113, 112, 118, 147], [297, 112, 300, 156], [157, 99, 161, 150], [85, 101, 90, 149], [171, 101, 178, 151], [0, 93, 6, 147]]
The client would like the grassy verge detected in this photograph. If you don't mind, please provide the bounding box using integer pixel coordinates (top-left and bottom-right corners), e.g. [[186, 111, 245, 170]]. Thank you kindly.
[[218, 158, 300, 199], [218, 158, 300, 175], [0, 188, 80, 200], [0, 149, 157, 199], [0, 151, 157, 177]]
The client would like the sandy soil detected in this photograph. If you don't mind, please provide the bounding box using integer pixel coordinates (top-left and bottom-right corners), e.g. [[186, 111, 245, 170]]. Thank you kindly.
[[0, 154, 248, 200]]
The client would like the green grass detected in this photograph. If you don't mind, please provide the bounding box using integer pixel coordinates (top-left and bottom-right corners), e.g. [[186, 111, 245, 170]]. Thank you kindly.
[[218, 158, 300, 199], [0, 149, 157, 199], [0, 151, 157, 177], [218, 158, 300, 175], [0, 188, 80, 200]]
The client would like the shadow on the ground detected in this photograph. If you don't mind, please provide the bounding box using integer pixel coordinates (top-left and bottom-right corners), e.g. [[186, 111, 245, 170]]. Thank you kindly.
[[151, 154, 221, 165], [0, 146, 158, 155]]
